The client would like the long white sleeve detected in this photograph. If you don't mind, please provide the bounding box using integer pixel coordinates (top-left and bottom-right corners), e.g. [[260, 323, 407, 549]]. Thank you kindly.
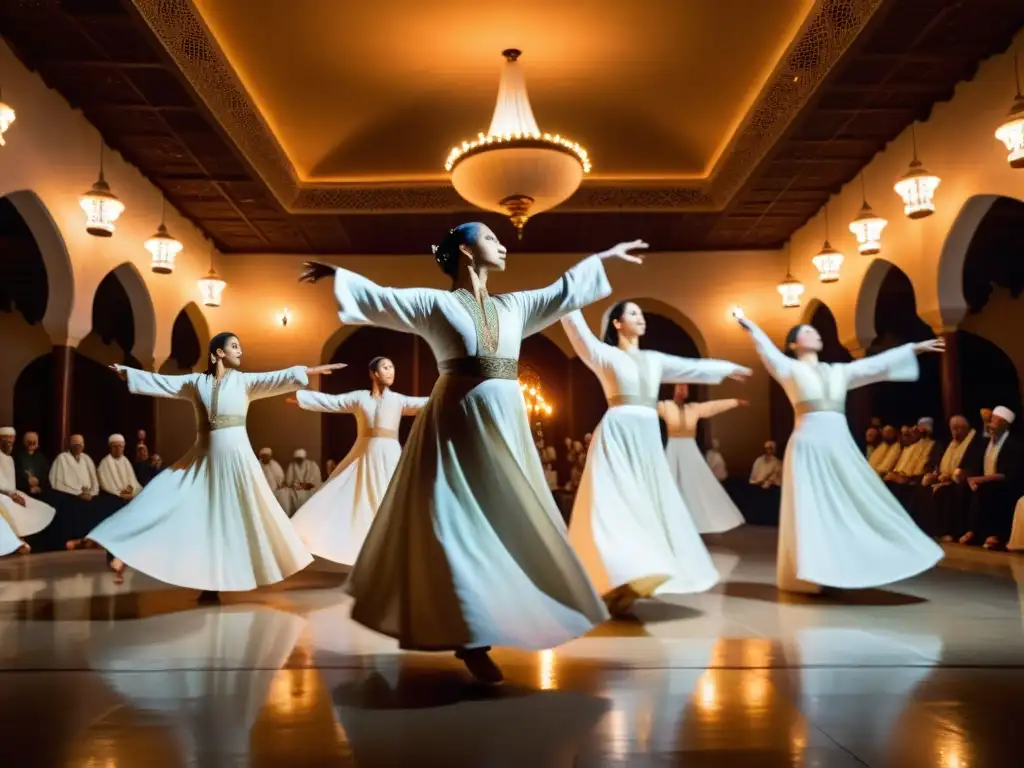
[[843, 344, 919, 391], [506, 256, 612, 338], [332, 268, 439, 334], [243, 366, 310, 401], [125, 369, 197, 399], [689, 399, 741, 420], [0, 455, 15, 493], [400, 395, 430, 415], [742, 320, 793, 382], [560, 310, 615, 373], [296, 389, 362, 414], [657, 353, 744, 385]]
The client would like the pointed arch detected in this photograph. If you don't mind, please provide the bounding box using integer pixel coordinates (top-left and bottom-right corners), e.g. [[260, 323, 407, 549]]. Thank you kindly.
[[179, 301, 211, 351], [854, 258, 899, 349], [92, 262, 158, 364]]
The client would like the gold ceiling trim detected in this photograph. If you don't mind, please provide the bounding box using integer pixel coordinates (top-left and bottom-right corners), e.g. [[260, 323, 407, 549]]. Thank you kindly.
[[129, 0, 882, 214]]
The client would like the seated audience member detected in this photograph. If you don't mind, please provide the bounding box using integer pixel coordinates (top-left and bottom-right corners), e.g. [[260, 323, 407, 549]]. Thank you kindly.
[[0, 426, 56, 552], [50, 434, 100, 548], [148, 453, 165, 477], [868, 425, 902, 475], [749, 441, 782, 488], [97, 434, 141, 519], [887, 418, 941, 512], [870, 416, 883, 430], [981, 407, 993, 437], [743, 440, 783, 525], [276, 449, 322, 516], [259, 447, 285, 490], [132, 442, 155, 486], [15, 430, 50, 501], [958, 406, 1023, 549], [543, 461, 559, 491], [705, 439, 728, 482], [918, 415, 983, 538], [325, 458, 338, 478], [864, 427, 881, 461]]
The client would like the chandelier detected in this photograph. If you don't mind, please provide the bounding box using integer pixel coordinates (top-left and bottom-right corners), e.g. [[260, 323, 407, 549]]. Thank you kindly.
[[197, 242, 226, 307], [848, 172, 887, 255], [777, 242, 804, 308], [894, 124, 940, 219], [811, 204, 843, 283], [445, 49, 590, 239], [145, 198, 182, 274], [995, 50, 1024, 169], [80, 140, 125, 237], [519, 364, 553, 419]]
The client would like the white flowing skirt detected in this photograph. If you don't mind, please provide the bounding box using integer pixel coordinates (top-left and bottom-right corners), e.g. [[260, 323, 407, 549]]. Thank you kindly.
[[345, 374, 608, 651], [292, 436, 400, 565], [568, 406, 720, 598], [0, 493, 55, 538], [779, 411, 943, 592], [87, 426, 313, 591], [0, 515, 23, 556], [665, 437, 745, 533]]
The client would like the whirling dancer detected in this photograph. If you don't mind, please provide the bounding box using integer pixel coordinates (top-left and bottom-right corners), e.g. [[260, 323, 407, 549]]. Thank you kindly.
[[85, 332, 343, 593], [299, 223, 647, 684], [289, 356, 428, 566], [562, 305, 751, 618], [0, 426, 55, 554], [736, 313, 945, 593], [659, 384, 748, 533]]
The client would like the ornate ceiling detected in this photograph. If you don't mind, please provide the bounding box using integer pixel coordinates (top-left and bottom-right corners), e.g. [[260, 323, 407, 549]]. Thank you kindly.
[[2, 0, 1023, 253]]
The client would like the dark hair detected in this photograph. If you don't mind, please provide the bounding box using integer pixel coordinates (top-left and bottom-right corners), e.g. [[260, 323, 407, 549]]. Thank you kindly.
[[368, 356, 390, 374], [205, 332, 239, 375], [602, 301, 631, 346], [432, 222, 484, 279], [783, 324, 808, 358]]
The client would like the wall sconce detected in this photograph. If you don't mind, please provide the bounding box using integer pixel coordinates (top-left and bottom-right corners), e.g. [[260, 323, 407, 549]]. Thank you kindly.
[[277, 308, 291, 327]]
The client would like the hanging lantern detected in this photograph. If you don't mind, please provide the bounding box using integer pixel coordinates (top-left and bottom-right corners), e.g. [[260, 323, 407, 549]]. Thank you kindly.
[[777, 273, 805, 308], [894, 124, 939, 219], [197, 243, 226, 307], [994, 51, 1024, 169], [848, 172, 887, 255], [812, 241, 843, 283], [0, 87, 14, 146], [80, 142, 125, 237], [145, 199, 182, 274]]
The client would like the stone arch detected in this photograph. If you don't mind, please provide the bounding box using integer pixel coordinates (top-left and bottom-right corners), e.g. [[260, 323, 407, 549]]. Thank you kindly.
[[854, 258, 900, 351], [598, 296, 710, 357], [95, 262, 158, 365], [320, 325, 358, 365], [3, 190, 74, 344], [179, 301, 211, 351]]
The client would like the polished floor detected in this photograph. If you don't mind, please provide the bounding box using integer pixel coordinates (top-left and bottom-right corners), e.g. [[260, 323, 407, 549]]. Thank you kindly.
[[1, 527, 1022, 767]]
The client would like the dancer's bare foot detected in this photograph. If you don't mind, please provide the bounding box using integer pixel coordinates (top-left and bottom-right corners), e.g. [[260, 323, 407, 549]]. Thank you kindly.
[[16, 542, 30, 555], [455, 647, 503, 685]]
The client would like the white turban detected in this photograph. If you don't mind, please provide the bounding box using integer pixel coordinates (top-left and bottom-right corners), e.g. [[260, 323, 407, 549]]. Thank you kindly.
[[917, 418, 934, 430], [293, 448, 307, 459], [0, 427, 15, 437], [259, 447, 272, 457], [108, 434, 125, 444], [993, 406, 1016, 424]]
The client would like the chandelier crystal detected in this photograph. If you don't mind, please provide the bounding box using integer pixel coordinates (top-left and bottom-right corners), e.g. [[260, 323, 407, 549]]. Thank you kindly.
[[445, 49, 590, 239], [894, 124, 939, 219], [80, 141, 125, 237], [197, 243, 226, 307], [145, 199, 182, 274], [994, 51, 1024, 169]]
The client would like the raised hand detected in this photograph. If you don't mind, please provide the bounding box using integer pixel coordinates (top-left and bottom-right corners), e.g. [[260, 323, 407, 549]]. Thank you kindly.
[[729, 367, 753, 382], [737, 399, 750, 407], [109, 364, 128, 380], [599, 240, 648, 264], [914, 338, 946, 355], [306, 363, 347, 376], [285, 396, 299, 405], [299, 261, 337, 284]]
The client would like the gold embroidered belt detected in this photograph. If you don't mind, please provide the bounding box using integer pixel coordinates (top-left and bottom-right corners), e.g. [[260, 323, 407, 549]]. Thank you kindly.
[[198, 414, 247, 433], [793, 399, 845, 418], [607, 394, 657, 410], [438, 356, 518, 380], [367, 428, 398, 439]]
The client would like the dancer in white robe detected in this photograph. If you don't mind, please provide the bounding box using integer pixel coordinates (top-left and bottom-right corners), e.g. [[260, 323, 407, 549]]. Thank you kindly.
[[736, 312, 945, 593], [85, 332, 342, 591], [300, 222, 648, 683], [278, 449, 322, 515], [562, 304, 751, 617], [659, 384, 748, 533], [290, 356, 428, 565], [0, 426, 54, 553]]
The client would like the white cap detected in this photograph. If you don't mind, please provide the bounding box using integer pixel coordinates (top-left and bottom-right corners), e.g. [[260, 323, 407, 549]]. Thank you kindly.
[[993, 405, 1016, 424], [108, 434, 125, 444], [259, 447, 272, 457], [294, 448, 307, 459], [0, 426, 15, 437], [917, 417, 934, 429]]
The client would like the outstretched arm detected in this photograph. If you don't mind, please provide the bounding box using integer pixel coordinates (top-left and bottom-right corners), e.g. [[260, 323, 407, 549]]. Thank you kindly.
[[844, 343, 928, 391], [690, 398, 747, 420], [400, 395, 430, 415], [293, 389, 362, 414], [658, 353, 752, 385], [560, 310, 615, 373], [110, 365, 196, 399], [735, 316, 793, 382], [244, 363, 345, 401]]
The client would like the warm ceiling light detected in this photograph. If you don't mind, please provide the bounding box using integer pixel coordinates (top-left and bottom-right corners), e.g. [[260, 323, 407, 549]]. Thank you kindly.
[[445, 49, 590, 239], [197, 242, 226, 307], [894, 124, 939, 219], [0, 85, 14, 146], [777, 242, 805, 308], [995, 50, 1024, 169], [145, 198, 182, 274], [812, 205, 843, 283], [80, 141, 125, 237], [848, 173, 887, 255]]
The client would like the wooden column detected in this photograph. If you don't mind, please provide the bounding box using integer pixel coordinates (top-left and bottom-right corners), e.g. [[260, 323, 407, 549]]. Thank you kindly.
[[940, 331, 962, 422], [52, 345, 74, 451]]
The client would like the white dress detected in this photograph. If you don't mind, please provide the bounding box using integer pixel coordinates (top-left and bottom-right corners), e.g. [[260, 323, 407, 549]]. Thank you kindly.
[[744, 320, 944, 593], [291, 388, 428, 565], [0, 452, 55, 545], [86, 367, 315, 591], [659, 399, 746, 533], [561, 310, 746, 598], [333, 255, 612, 651]]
